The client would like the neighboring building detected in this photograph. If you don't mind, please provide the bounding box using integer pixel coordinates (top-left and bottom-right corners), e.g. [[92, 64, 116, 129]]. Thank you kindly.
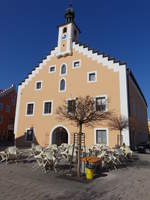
[[0, 85, 17, 145], [14, 6, 148, 148], [127, 70, 148, 148], [148, 120, 150, 140]]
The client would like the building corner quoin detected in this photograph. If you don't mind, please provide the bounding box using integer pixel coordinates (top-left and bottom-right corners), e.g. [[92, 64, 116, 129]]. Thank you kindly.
[[119, 65, 130, 146]]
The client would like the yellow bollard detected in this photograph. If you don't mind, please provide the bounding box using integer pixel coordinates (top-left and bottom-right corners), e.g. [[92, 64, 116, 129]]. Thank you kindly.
[[85, 167, 94, 180]]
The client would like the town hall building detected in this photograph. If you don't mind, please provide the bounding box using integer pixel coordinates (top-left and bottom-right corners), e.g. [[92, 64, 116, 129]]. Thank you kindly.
[[14, 6, 148, 149]]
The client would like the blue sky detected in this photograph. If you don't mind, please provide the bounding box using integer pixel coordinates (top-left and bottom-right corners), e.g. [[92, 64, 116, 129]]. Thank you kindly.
[[0, 0, 150, 118]]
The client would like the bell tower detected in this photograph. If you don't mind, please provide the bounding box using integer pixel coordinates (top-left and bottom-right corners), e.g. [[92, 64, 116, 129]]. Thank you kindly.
[[56, 5, 80, 57]]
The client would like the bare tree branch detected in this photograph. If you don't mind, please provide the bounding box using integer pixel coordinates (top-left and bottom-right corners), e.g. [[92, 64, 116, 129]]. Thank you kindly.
[[108, 115, 129, 132], [56, 95, 112, 128], [108, 115, 129, 146], [56, 95, 113, 177]]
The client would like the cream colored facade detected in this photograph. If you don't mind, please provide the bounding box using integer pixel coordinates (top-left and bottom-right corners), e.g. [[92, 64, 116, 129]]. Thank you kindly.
[[14, 7, 148, 148]]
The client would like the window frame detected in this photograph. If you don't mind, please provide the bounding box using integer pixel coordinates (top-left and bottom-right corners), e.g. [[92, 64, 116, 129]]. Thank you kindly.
[[66, 98, 76, 113], [94, 95, 108, 112], [59, 78, 66, 93], [25, 102, 35, 116], [60, 63, 67, 76], [49, 65, 56, 74], [25, 128, 34, 142], [35, 80, 42, 91], [43, 100, 53, 116], [94, 128, 109, 146], [87, 71, 97, 83], [72, 60, 81, 69]]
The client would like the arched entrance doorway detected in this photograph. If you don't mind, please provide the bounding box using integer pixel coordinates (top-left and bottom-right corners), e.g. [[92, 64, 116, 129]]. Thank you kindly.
[[51, 126, 68, 146]]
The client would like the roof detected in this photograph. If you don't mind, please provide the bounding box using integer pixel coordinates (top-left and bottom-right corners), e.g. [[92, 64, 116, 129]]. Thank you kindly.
[[75, 42, 127, 65], [0, 85, 16, 98], [127, 68, 147, 107]]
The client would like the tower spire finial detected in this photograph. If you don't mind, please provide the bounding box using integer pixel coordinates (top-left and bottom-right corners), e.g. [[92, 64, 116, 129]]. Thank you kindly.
[[65, 4, 75, 23]]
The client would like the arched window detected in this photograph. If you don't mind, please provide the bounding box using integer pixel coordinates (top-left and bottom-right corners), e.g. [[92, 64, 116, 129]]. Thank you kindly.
[[63, 27, 67, 33], [60, 79, 66, 91], [60, 64, 67, 75]]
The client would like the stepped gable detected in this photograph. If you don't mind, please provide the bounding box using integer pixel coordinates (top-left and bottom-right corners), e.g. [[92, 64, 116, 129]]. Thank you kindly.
[[74, 41, 127, 66], [19, 46, 58, 87], [19, 41, 128, 88], [73, 42, 146, 106]]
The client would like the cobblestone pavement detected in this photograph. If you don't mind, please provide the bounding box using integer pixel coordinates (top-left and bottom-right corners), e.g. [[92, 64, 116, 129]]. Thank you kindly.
[[0, 153, 150, 200]]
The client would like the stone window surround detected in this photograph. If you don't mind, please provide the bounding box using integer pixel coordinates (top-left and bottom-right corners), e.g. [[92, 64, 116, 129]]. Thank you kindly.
[[87, 71, 97, 83], [94, 128, 109, 146], [42, 100, 53, 116], [25, 102, 35, 117]]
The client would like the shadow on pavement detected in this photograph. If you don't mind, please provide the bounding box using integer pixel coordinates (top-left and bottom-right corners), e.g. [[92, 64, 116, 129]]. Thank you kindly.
[[124, 152, 150, 169]]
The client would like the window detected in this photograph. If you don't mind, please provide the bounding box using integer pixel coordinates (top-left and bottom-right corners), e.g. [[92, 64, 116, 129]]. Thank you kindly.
[[26, 128, 34, 142], [95, 96, 107, 112], [72, 60, 81, 68], [0, 103, 3, 111], [63, 27, 67, 33], [95, 129, 108, 145], [6, 105, 10, 112], [62, 28, 67, 40], [88, 71, 97, 82], [35, 81, 42, 90], [67, 99, 76, 113], [0, 116, 3, 124], [59, 79, 66, 92], [49, 66, 56, 73], [26, 103, 34, 116], [60, 64, 67, 75], [43, 101, 52, 115]]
